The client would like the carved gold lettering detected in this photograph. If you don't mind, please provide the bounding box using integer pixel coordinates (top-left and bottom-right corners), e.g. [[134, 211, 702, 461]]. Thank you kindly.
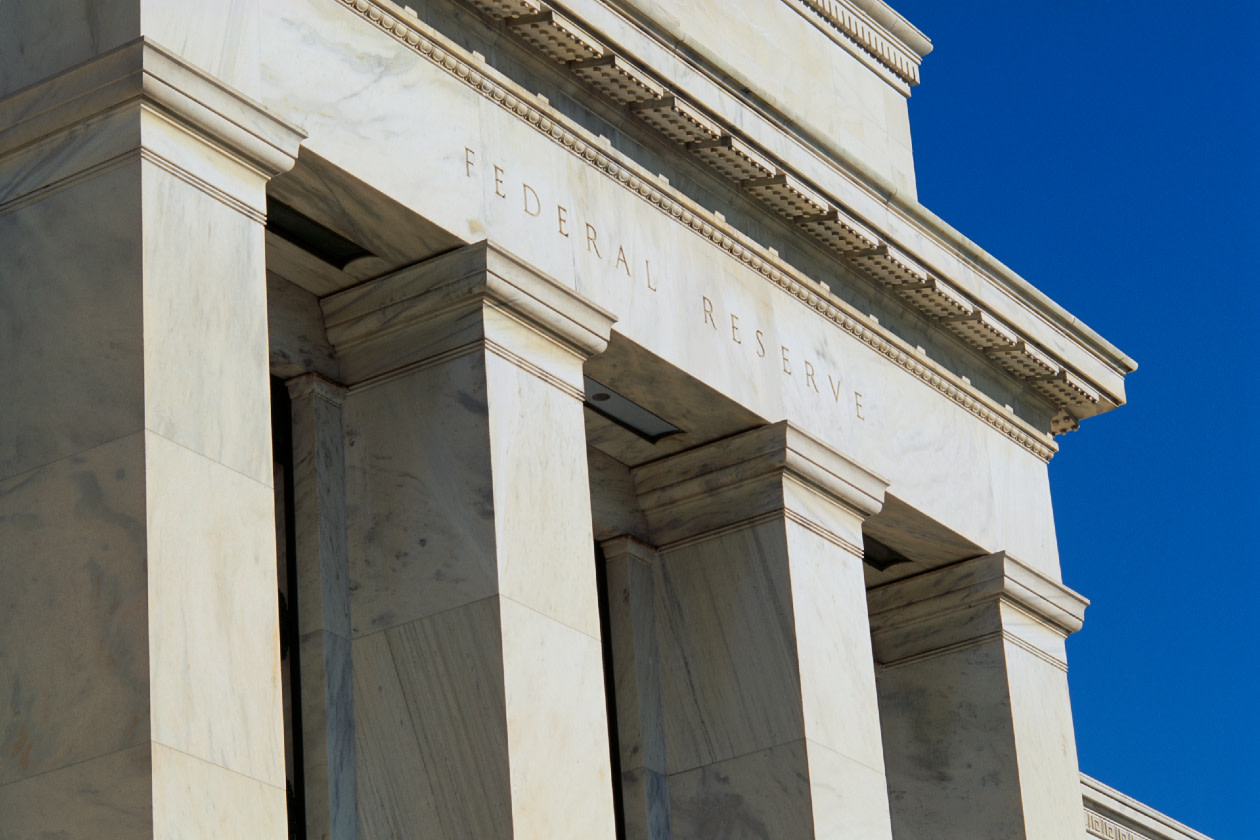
[[615, 246, 631, 277], [730, 313, 742, 344], [464, 147, 476, 177], [756, 330, 766, 358], [781, 346, 792, 375], [645, 260, 657, 291], [523, 183, 541, 216], [493, 165, 506, 198], [585, 223, 601, 257], [804, 361, 820, 393], [828, 375, 843, 402], [855, 392, 865, 420], [557, 205, 569, 237], [703, 296, 717, 330]]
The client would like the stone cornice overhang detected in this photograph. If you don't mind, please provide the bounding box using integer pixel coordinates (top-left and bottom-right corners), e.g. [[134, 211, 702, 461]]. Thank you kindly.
[[1081, 775, 1214, 840], [447, 0, 1135, 426], [786, 0, 930, 90], [330, 0, 1129, 460]]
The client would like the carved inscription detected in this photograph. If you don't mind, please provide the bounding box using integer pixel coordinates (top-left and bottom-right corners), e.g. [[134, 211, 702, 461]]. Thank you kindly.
[[465, 146, 658, 294], [463, 145, 865, 420], [702, 295, 863, 418]]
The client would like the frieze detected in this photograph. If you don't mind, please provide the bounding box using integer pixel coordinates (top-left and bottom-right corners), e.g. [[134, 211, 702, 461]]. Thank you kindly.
[[1086, 808, 1154, 840], [331, 0, 1060, 462]]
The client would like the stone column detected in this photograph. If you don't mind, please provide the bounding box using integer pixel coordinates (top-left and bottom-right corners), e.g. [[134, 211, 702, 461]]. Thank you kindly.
[[868, 551, 1089, 840], [630, 422, 895, 840], [600, 536, 671, 840], [0, 39, 303, 840], [322, 242, 620, 840], [286, 374, 355, 840]]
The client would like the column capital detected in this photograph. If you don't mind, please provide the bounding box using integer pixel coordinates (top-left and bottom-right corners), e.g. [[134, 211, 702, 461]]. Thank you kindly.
[[0, 37, 304, 177], [285, 372, 347, 406], [630, 420, 888, 550], [600, 535, 658, 566], [867, 551, 1089, 669], [323, 240, 618, 387]]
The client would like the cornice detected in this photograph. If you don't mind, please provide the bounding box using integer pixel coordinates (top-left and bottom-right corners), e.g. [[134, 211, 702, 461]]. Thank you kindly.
[[789, 0, 929, 87], [0, 38, 304, 178], [1081, 775, 1215, 840], [845, 0, 932, 56], [326, 0, 1110, 460]]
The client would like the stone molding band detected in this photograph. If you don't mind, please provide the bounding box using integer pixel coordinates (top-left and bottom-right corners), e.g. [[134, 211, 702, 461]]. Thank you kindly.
[[877, 628, 1069, 674], [0, 148, 142, 220], [599, 535, 658, 566], [1087, 809, 1155, 840], [330, 0, 1084, 461]]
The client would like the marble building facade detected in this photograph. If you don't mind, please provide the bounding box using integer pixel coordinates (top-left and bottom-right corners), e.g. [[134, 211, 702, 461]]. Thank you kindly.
[[0, 1, 1210, 839]]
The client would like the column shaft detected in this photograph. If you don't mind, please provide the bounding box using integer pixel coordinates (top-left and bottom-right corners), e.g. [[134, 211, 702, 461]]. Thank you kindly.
[[287, 374, 356, 840], [323, 243, 620, 840], [0, 41, 303, 839], [601, 536, 671, 840], [869, 551, 1089, 840], [629, 422, 895, 840]]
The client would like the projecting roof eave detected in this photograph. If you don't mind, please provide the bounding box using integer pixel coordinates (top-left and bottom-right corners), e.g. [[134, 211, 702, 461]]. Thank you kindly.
[[900, 196, 1138, 406], [348, 0, 1135, 441], [849, 0, 933, 57]]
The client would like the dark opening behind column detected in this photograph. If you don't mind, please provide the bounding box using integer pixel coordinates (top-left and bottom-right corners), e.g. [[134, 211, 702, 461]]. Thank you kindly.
[[594, 541, 629, 840], [271, 377, 307, 840]]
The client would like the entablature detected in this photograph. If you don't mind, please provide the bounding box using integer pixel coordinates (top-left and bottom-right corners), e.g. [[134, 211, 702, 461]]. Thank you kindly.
[[343, 0, 1132, 443]]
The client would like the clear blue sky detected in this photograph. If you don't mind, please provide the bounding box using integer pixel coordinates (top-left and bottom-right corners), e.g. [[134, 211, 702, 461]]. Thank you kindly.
[[888, 2, 1259, 837]]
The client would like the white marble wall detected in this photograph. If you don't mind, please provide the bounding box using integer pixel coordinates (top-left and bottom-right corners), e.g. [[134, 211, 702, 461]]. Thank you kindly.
[[0, 39, 301, 840], [869, 552, 1089, 840], [324, 242, 620, 839]]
